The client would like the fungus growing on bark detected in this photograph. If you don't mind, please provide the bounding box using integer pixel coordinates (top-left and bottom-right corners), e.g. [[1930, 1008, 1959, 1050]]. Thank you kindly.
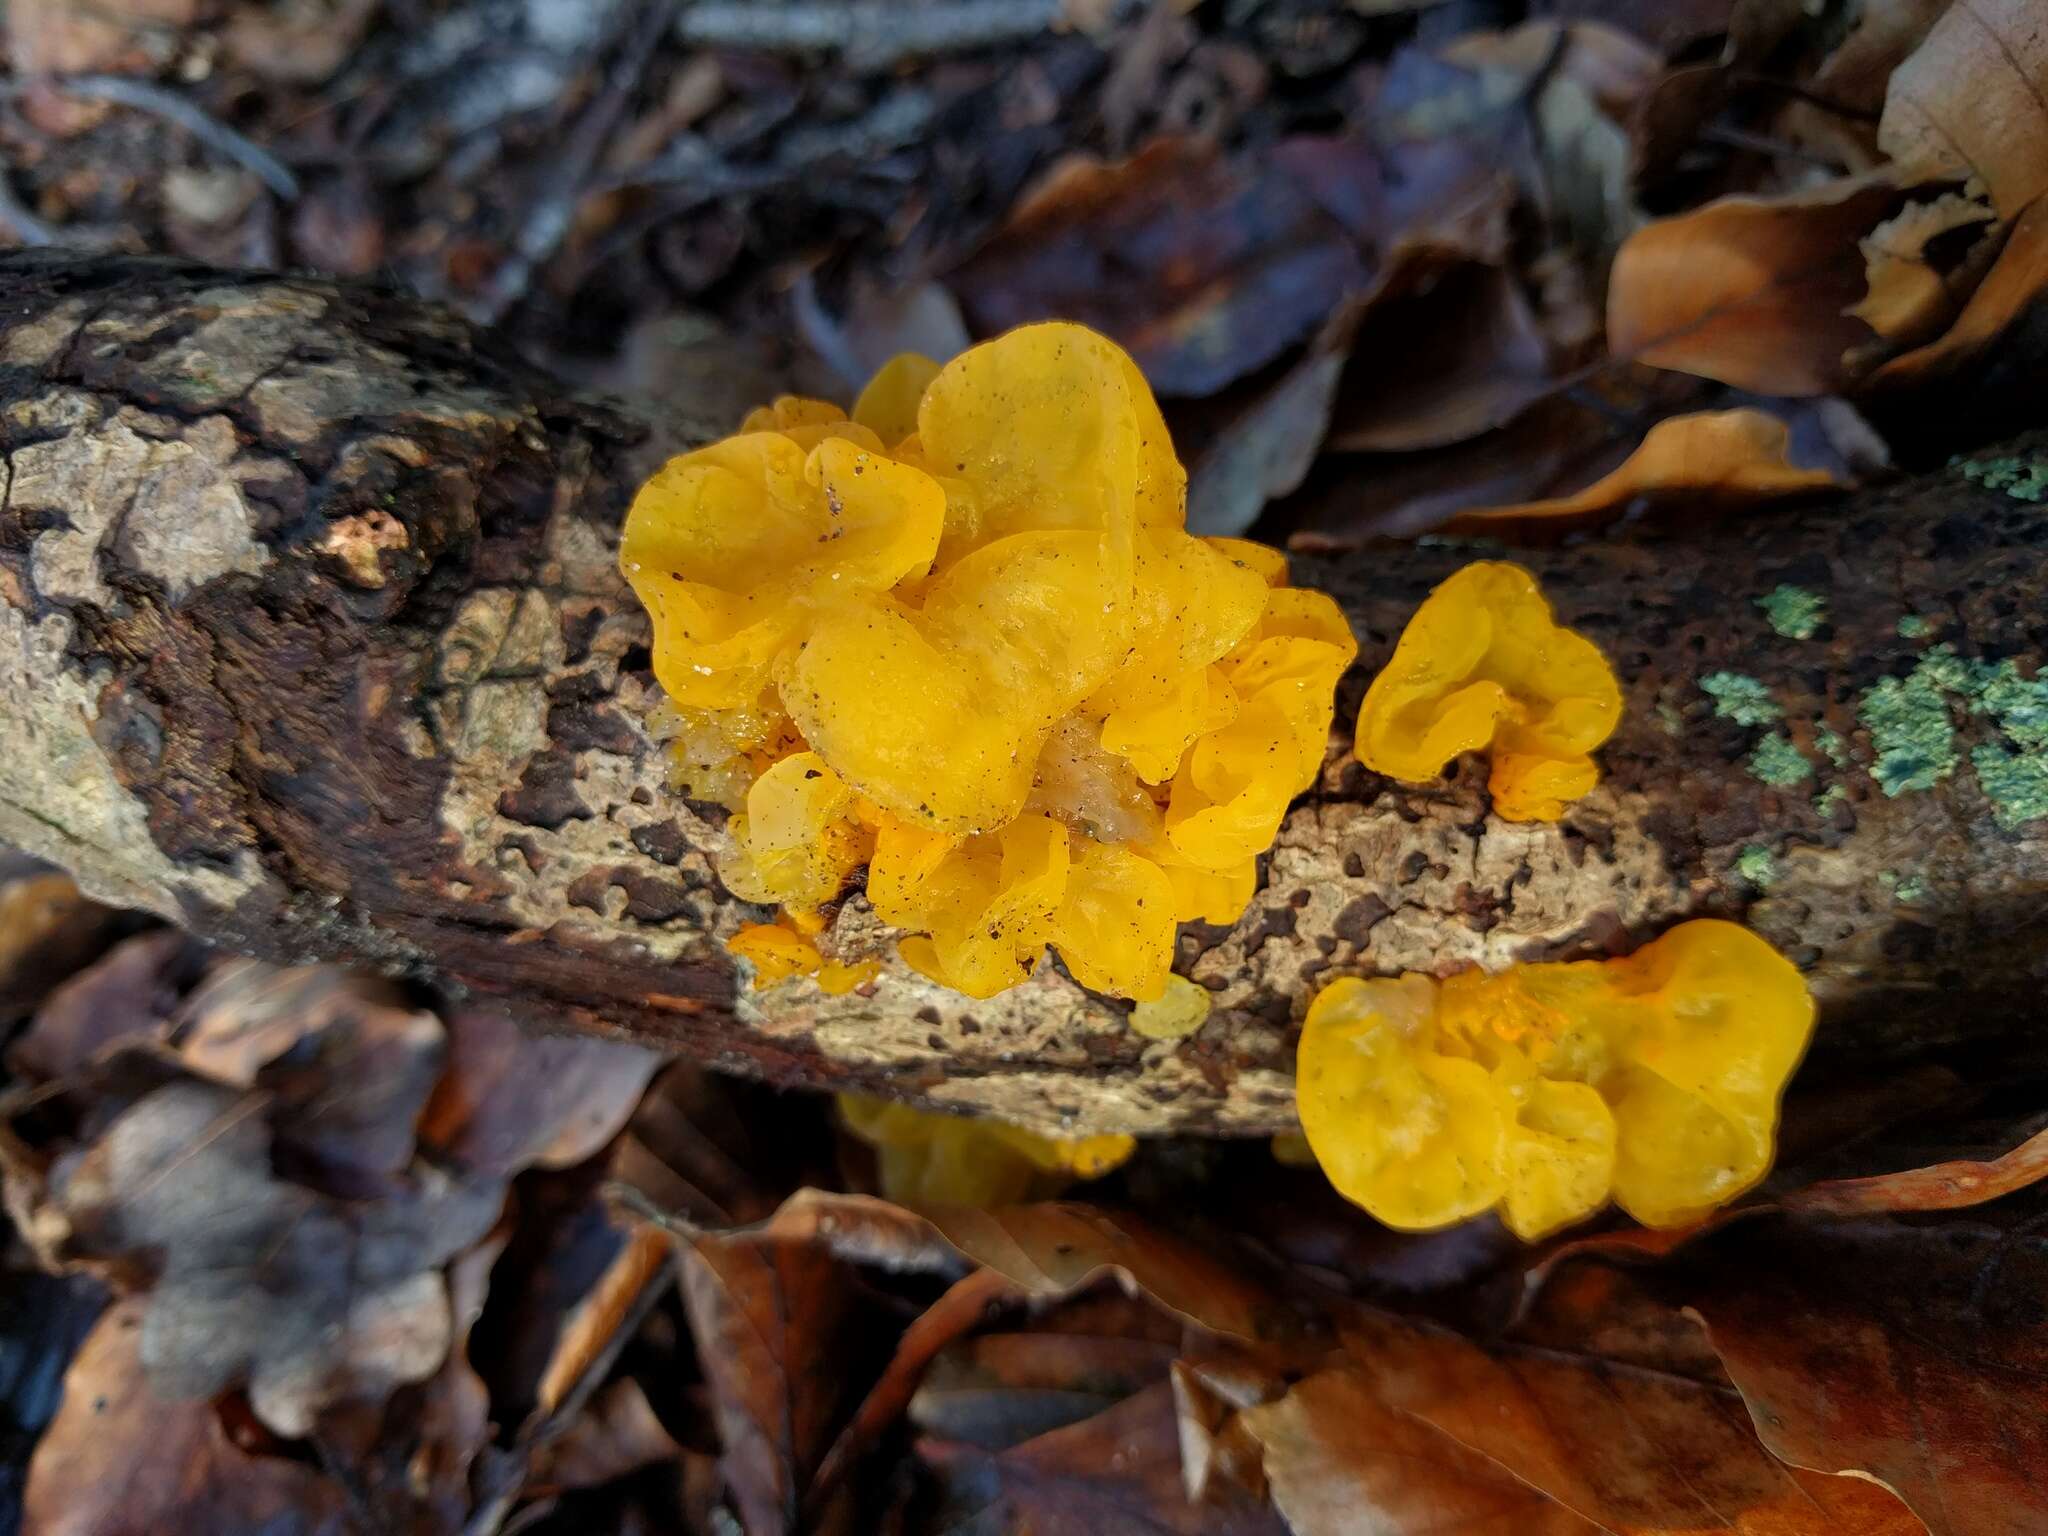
[[837, 1094, 1135, 1206]]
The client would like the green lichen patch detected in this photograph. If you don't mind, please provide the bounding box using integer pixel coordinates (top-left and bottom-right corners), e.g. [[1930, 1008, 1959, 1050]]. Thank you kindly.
[[1858, 669, 1956, 796], [1701, 672, 1782, 727], [1735, 844, 1778, 887], [1750, 732, 1812, 787], [1960, 455, 2048, 502], [1815, 782, 1849, 816], [1897, 614, 1933, 639], [1973, 745, 2048, 828], [1879, 870, 1931, 903], [1974, 661, 2048, 749], [1815, 725, 1849, 768], [1756, 584, 1826, 639]]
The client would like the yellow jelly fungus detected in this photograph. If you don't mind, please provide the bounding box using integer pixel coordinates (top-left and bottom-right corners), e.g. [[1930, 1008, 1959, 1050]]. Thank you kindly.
[[1128, 973, 1213, 1040], [625, 323, 1356, 1000], [838, 1093, 1136, 1208], [1354, 561, 1620, 822], [1295, 920, 1814, 1240], [727, 922, 824, 989]]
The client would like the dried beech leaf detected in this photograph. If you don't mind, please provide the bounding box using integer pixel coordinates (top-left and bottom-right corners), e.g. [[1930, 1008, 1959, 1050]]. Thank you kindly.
[[1340, 1275, 1924, 1535], [1880, 0, 2048, 217], [1682, 1210, 2048, 1536], [24, 1299, 349, 1536], [678, 1234, 869, 1536], [1243, 1364, 1604, 1535], [26, 1072, 502, 1436], [1608, 178, 1898, 393], [1449, 407, 1845, 529], [533, 1218, 675, 1420], [0, 868, 123, 1023], [1847, 192, 1995, 347], [909, 1330, 1181, 1449], [1782, 1120, 2048, 1214], [530, 1377, 684, 1493]]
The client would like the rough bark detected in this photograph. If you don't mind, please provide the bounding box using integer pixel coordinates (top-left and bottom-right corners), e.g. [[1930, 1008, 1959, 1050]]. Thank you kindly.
[[2, 253, 2045, 1136]]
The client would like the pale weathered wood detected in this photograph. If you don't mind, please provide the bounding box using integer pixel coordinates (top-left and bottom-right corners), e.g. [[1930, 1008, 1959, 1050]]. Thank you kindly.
[[3, 253, 2045, 1135]]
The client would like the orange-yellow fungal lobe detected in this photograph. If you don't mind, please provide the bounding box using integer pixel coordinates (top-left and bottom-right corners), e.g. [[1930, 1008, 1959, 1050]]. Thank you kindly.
[[623, 323, 1356, 1000], [1354, 561, 1620, 822], [1295, 920, 1814, 1240], [837, 1093, 1136, 1208]]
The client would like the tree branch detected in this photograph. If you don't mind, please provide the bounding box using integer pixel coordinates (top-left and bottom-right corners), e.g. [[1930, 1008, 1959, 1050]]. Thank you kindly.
[[2, 254, 2044, 1135]]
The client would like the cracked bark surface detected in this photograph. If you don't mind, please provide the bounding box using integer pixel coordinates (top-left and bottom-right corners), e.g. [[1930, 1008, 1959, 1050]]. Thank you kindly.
[[3, 253, 2046, 1137]]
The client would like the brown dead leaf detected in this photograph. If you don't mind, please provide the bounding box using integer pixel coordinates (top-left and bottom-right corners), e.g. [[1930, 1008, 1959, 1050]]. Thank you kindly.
[[678, 1234, 878, 1536], [1244, 1365, 1605, 1535], [1876, 195, 2048, 383], [1449, 407, 1846, 530], [533, 1218, 675, 1421], [1186, 299, 1365, 536], [8, 930, 206, 1083], [420, 1008, 660, 1176], [530, 1377, 684, 1494], [909, 1329, 1183, 1449], [920, 1380, 1287, 1536], [947, 136, 1370, 397], [1680, 1208, 2048, 1536], [222, 0, 378, 84], [177, 960, 446, 1179], [611, 1062, 835, 1226], [15, 1067, 503, 1436], [23, 1298, 349, 1536], [1608, 177, 1899, 393], [1775, 0, 1953, 172], [0, 867, 124, 1023], [1325, 259, 1553, 453], [1880, 0, 2048, 218], [6, 0, 193, 135], [1341, 1271, 1925, 1535]]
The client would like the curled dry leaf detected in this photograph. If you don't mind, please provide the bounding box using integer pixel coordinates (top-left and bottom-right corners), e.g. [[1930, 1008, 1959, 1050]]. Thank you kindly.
[[1678, 1207, 2048, 1536], [1449, 407, 1846, 530], [23, 1299, 349, 1536], [1607, 177, 1898, 394], [1848, 192, 1997, 349], [16, 1068, 503, 1437], [908, 1327, 1182, 1450], [1876, 196, 2048, 384], [1879, 0, 2048, 218], [0, 866, 123, 1023]]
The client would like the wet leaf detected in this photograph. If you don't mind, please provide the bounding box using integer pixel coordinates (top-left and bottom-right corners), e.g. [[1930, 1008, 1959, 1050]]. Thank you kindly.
[[1880, 0, 2048, 217], [1848, 192, 1998, 349], [1449, 406, 1846, 529], [23, 1299, 349, 1536], [1680, 1207, 2048, 1536], [1608, 177, 1899, 393], [7, 931, 206, 1083]]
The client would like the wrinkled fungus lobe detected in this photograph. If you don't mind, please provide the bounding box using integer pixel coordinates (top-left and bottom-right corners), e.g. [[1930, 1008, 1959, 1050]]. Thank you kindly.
[[838, 1094, 1135, 1207], [1295, 920, 1814, 1239], [623, 323, 1356, 999], [1355, 561, 1620, 821]]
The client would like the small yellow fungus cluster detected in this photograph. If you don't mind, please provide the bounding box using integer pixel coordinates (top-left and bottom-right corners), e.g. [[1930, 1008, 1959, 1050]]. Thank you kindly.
[[1354, 561, 1620, 821], [623, 322, 1355, 1000], [838, 1093, 1136, 1207], [1295, 920, 1813, 1239]]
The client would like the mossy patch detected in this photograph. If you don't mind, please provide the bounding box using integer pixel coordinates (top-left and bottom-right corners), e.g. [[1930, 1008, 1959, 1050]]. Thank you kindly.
[[1815, 782, 1848, 815], [1735, 844, 1778, 887], [1896, 614, 1933, 639], [1858, 666, 1957, 796], [1879, 870, 1931, 903], [1815, 726, 1848, 768], [1975, 661, 2048, 749], [1701, 672, 1781, 727], [1750, 732, 1812, 787], [1756, 584, 1825, 639]]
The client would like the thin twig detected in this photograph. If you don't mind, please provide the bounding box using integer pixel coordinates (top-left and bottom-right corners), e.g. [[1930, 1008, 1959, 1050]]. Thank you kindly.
[[469, 0, 679, 325], [676, 0, 1063, 71], [54, 75, 300, 199]]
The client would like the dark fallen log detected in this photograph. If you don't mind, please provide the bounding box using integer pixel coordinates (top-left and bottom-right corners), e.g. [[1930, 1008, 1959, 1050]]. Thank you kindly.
[[2, 253, 2045, 1136]]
